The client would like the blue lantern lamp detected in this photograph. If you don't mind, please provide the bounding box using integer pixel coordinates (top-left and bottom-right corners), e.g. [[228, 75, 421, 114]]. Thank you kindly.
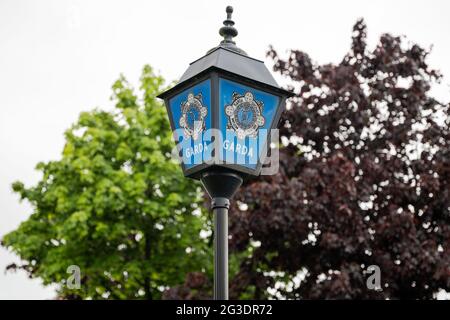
[[157, 6, 293, 300]]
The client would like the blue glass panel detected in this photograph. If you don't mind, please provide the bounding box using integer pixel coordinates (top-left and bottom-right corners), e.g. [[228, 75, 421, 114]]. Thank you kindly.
[[219, 78, 280, 170], [168, 80, 212, 169]]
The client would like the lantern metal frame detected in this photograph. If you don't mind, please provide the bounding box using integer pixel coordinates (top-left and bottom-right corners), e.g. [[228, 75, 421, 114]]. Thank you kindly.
[[158, 47, 293, 180]]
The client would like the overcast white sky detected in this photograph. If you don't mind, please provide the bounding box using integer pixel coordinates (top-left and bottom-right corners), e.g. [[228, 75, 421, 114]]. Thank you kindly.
[[1, 0, 449, 299]]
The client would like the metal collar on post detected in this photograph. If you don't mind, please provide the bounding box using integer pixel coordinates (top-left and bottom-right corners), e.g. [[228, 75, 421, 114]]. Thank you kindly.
[[211, 197, 230, 210]]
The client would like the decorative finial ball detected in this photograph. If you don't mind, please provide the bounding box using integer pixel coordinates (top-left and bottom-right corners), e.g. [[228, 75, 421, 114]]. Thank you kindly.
[[226, 6, 233, 14]]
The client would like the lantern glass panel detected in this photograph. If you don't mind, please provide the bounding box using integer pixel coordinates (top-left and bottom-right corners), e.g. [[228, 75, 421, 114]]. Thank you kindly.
[[168, 79, 212, 169], [218, 78, 280, 169]]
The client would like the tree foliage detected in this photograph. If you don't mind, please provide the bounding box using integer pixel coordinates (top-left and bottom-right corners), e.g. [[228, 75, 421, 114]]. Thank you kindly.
[[226, 19, 450, 299], [2, 66, 212, 299], [3, 19, 449, 300]]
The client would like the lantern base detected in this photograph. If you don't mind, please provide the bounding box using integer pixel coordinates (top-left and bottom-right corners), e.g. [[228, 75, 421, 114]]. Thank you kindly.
[[200, 170, 243, 200]]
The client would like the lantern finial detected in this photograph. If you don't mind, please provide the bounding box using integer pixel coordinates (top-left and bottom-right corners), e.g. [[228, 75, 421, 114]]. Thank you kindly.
[[220, 6, 237, 44], [213, 6, 247, 55]]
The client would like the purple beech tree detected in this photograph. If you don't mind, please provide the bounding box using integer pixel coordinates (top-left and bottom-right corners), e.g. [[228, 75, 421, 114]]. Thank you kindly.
[[167, 19, 450, 300]]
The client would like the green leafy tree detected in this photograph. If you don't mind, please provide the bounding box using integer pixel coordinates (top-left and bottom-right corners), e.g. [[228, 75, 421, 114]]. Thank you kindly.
[[2, 66, 212, 299]]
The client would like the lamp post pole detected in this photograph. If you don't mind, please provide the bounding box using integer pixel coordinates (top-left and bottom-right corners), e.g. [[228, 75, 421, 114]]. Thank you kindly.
[[201, 170, 243, 300], [157, 5, 293, 301], [212, 197, 229, 300]]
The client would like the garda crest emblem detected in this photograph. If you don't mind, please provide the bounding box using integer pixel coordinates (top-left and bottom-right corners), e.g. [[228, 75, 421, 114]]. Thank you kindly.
[[225, 91, 265, 139], [179, 93, 208, 140]]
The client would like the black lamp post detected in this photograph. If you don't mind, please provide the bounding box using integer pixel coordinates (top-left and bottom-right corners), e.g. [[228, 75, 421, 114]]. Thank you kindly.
[[157, 6, 292, 300]]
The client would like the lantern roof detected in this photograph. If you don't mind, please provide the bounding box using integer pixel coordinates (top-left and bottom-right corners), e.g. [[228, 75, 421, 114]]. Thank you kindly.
[[158, 6, 292, 100], [178, 47, 279, 88]]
